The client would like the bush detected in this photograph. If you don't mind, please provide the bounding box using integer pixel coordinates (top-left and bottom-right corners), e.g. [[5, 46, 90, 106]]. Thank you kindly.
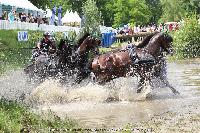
[[173, 15, 200, 59]]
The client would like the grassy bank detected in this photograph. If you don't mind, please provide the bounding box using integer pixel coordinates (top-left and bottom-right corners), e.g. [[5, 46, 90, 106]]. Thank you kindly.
[[0, 30, 41, 74], [0, 99, 79, 132], [0, 30, 66, 75]]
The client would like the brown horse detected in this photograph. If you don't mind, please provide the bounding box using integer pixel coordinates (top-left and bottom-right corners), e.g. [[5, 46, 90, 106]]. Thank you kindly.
[[56, 33, 90, 72], [56, 34, 101, 83], [77, 32, 179, 94], [73, 35, 101, 83]]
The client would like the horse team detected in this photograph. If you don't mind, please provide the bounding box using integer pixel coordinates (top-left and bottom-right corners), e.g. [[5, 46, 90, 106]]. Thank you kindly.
[[24, 32, 179, 94]]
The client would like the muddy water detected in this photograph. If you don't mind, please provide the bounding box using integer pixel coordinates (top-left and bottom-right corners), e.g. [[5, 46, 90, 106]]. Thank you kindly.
[[0, 59, 200, 128]]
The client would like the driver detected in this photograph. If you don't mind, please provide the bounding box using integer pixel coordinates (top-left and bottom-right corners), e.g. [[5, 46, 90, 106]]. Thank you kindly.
[[36, 31, 56, 53], [31, 31, 56, 61]]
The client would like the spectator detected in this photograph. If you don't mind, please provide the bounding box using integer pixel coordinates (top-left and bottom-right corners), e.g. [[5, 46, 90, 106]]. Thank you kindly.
[[21, 12, 27, 22], [169, 24, 173, 31], [8, 11, 15, 23], [37, 15, 42, 27], [2, 11, 8, 20], [29, 15, 34, 23]]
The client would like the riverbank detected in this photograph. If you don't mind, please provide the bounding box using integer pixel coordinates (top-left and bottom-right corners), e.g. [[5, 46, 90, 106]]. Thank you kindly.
[[0, 98, 79, 132]]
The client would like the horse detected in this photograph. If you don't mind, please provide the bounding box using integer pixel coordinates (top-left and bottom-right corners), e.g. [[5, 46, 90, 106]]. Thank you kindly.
[[24, 33, 93, 83], [56, 33, 92, 75], [76, 32, 179, 94], [24, 39, 58, 82], [71, 35, 101, 83], [56, 34, 101, 83], [135, 32, 179, 94], [56, 39, 76, 74]]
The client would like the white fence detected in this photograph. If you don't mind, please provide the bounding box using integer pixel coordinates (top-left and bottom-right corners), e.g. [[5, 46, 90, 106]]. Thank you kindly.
[[0, 20, 80, 33]]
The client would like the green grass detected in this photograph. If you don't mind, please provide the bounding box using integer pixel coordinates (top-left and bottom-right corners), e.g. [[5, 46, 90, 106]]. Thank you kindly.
[[0, 98, 79, 132], [0, 30, 66, 75], [0, 30, 40, 74]]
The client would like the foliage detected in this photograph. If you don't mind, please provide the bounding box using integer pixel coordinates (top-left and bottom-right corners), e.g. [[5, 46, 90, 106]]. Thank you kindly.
[[172, 15, 200, 59], [113, 0, 151, 27], [29, 0, 200, 27], [182, 0, 200, 14], [96, 0, 115, 27], [81, 0, 101, 38], [0, 98, 78, 132], [145, 0, 163, 24], [29, 0, 70, 17], [160, 0, 200, 23], [160, 0, 186, 22]]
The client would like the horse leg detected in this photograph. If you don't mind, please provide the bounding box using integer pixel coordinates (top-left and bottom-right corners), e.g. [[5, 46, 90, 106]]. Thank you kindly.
[[161, 78, 180, 95], [136, 78, 145, 93], [158, 63, 180, 95]]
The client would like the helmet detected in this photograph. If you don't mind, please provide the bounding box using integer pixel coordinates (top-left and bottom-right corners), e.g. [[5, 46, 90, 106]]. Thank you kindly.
[[43, 31, 50, 37]]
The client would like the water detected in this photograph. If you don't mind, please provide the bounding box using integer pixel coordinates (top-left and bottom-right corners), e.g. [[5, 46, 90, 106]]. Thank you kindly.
[[0, 59, 200, 128]]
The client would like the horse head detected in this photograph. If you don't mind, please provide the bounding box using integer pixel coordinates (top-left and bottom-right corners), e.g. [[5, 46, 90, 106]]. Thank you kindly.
[[77, 32, 91, 47], [158, 33, 174, 55], [76, 36, 101, 55], [145, 32, 174, 57]]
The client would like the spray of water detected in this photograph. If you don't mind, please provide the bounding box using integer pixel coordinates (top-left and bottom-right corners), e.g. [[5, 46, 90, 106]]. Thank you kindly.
[[25, 75, 153, 106], [0, 68, 153, 106]]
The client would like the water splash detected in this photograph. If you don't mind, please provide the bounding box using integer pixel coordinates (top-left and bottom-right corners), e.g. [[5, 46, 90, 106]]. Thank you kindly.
[[26, 76, 152, 106], [0, 70, 34, 101]]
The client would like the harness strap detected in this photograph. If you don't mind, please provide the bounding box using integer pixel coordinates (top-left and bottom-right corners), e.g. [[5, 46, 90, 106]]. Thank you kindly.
[[126, 44, 138, 63]]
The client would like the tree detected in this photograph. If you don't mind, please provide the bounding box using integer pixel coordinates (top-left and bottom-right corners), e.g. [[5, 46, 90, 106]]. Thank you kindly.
[[113, 0, 151, 27], [29, 0, 70, 17], [81, 0, 101, 37], [29, 0, 115, 26], [145, 0, 163, 24], [182, 0, 200, 15], [29, 0, 49, 9], [160, 0, 187, 22], [95, 0, 115, 26], [173, 15, 200, 58]]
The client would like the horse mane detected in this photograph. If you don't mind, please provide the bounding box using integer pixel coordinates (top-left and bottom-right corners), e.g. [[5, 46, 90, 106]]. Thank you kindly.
[[77, 32, 91, 47], [58, 39, 66, 51], [136, 31, 159, 48]]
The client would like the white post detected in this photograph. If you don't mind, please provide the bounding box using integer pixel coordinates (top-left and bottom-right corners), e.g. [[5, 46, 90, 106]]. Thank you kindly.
[[0, 4, 2, 19]]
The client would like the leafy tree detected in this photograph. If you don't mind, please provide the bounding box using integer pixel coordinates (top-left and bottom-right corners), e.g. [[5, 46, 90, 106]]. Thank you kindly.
[[66, 0, 87, 16], [81, 0, 101, 37], [29, 0, 70, 17], [29, 0, 49, 9], [145, 0, 163, 24], [113, 0, 151, 27], [160, 0, 188, 22], [29, 0, 115, 27], [182, 0, 200, 14], [95, 0, 115, 26]]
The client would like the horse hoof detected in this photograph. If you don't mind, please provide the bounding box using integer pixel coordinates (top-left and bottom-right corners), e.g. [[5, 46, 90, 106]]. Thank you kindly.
[[136, 89, 142, 93], [174, 91, 180, 95]]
